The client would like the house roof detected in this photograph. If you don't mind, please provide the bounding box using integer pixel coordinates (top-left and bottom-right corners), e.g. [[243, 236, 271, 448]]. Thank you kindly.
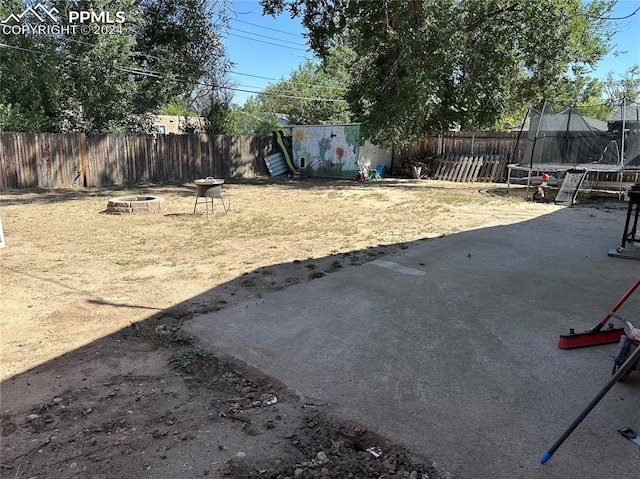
[[534, 110, 608, 131], [607, 104, 640, 123]]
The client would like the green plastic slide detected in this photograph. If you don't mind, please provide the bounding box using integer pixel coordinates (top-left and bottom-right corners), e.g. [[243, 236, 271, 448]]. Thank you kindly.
[[273, 130, 297, 175]]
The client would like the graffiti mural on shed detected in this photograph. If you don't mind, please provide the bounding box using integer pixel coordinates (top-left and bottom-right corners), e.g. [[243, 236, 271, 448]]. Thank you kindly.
[[291, 124, 391, 179]]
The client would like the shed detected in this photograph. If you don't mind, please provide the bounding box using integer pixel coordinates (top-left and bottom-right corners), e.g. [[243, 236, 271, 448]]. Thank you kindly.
[[290, 124, 391, 179], [608, 103, 640, 133]]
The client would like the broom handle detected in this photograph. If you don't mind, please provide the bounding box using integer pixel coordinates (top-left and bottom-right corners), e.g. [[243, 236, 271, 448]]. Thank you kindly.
[[590, 279, 640, 332], [540, 341, 640, 464]]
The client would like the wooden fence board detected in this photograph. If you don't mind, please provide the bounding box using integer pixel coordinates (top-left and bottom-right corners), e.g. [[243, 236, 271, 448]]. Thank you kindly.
[[17, 134, 33, 188], [459, 157, 473, 182], [182, 135, 192, 180], [452, 158, 462, 181], [115, 135, 124, 184], [477, 159, 492, 182], [55, 134, 68, 186], [132, 135, 141, 182], [494, 160, 506, 183], [446, 158, 456, 181], [457, 158, 469, 182], [486, 160, 497, 182], [436, 155, 449, 179], [68, 134, 79, 185], [452, 156, 466, 182], [35, 135, 46, 187], [466, 158, 478, 182], [464, 157, 476, 182], [469, 157, 483, 182], [442, 159, 453, 181], [146, 135, 155, 182], [110, 135, 119, 184]]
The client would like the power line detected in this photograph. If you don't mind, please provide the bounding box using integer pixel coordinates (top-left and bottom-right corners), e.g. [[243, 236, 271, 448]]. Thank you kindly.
[[235, 81, 345, 96], [600, 6, 640, 21], [230, 69, 346, 91], [230, 70, 280, 81], [229, 85, 346, 102], [227, 26, 306, 47], [0, 42, 54, 57], [232, 18, 302, 37], [223, 32, 308, 52]]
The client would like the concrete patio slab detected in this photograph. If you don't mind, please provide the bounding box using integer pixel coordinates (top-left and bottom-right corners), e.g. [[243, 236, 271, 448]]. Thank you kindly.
[[185, 206, 640, 478]]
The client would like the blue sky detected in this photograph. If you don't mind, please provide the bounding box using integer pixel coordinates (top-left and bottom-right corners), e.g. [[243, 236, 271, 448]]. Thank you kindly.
[[223, 0, 640, 106], [223, 1, 310, 105], [590, 0, 640, 80]]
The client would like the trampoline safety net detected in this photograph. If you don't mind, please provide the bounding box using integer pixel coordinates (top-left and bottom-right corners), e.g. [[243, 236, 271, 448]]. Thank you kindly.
[[520, 99, 640, 171]]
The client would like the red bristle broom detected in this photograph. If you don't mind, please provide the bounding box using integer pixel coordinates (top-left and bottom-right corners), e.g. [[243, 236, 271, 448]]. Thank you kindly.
[[558, 279, 640, 349]]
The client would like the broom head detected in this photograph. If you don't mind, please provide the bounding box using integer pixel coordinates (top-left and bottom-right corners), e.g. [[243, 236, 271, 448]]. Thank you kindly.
[[558, 326, 626, 349]]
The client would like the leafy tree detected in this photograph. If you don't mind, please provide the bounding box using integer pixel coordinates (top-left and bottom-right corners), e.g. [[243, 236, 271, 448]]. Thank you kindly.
[[186, 60, 239, 134], [54, 0, 143, 132], [133, 0, 226, 116], [269, 46, 354, 125], [159, 101, 197, 117], [261, 0, 616, 145], [603, 65, 640, 105], [553, 76, 609, 122], [198, 96, 230, 134], [239, 45, 354, 132], [0, 0, 232, 133], [0, 103, 55, 132], [218, 105, 244, 135], [236, 97, 282, 136], [0, 0, 66, 131]]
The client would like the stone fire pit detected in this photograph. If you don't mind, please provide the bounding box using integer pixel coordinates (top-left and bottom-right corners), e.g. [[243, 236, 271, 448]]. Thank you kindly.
[[106, 196, 166, 215]]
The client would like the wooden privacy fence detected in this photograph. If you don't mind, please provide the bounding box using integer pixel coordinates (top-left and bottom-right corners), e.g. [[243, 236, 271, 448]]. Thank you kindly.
[[0, 132, 273, 190], [394, 131, 524, 163], [431, 154, 507, 183], [4, 130, 576, 190]]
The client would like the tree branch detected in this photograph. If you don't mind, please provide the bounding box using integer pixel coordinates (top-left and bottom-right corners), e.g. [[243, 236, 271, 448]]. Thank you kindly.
[[464, 2, 522, 31]]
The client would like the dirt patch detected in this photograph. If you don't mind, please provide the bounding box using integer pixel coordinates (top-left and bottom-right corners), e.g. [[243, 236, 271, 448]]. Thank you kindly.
[[0, 177, 626, 478], [1, 334, 441, 478]]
